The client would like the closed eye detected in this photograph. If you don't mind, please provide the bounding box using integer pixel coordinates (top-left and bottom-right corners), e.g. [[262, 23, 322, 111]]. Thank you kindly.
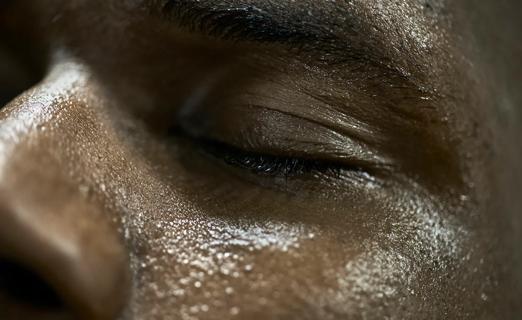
[[192, 136, 348, 179]]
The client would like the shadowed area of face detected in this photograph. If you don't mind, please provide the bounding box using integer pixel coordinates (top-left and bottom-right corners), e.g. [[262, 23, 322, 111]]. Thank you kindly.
[[0, 0, 521, 319]]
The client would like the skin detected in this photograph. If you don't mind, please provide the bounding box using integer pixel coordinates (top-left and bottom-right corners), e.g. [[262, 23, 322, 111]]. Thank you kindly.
[[0, 0, 521, 319]]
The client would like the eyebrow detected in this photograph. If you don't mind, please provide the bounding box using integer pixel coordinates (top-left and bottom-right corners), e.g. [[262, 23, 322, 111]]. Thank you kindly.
[[159, 0, 395, 67], [153, 1, 447, 133], [164, 1, 321, 43]]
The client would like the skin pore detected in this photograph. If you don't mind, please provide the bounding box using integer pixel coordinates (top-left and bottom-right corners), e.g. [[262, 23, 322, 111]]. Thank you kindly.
[[0, 0, 521, 319]]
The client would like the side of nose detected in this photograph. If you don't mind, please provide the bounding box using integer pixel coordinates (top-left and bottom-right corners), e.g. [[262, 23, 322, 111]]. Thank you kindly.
[[0, 62, 130, 320]]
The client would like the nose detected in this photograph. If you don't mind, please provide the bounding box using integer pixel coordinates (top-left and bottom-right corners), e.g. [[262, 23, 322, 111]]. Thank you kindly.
[[0, 62, 130, 319], [0, 191, 130, 320]]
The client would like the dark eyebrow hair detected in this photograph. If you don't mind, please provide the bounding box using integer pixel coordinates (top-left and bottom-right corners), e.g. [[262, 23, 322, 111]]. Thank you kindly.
[[159, 0, 389, 67], [163, 1, 321, 43], [156, 0, 449, 101], [154, 1, 447, 130]]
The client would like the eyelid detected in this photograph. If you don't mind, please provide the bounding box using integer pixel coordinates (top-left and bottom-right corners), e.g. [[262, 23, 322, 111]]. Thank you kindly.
[[194, 135, 344, 178], [178, 102, 393, 175]]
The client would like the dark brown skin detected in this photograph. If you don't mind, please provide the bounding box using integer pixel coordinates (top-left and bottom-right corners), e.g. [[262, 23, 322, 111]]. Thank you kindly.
[[0, 0, 521, 319]]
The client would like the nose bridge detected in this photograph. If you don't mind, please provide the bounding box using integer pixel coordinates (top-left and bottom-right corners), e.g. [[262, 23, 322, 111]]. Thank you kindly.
[[0, 62, 130, 319], [0, 61, 89, 173]]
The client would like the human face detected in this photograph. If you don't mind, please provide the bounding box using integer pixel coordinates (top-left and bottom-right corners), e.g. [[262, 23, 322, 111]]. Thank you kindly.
[[0, 1, 521, 319]]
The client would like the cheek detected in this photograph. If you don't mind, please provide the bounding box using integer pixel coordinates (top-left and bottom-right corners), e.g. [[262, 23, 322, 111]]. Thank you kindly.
[[5, 64, 476, 319], [103, 129, 467, 318]]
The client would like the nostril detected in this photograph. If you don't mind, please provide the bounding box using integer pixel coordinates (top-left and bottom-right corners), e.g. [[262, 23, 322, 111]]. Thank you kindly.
[[0, 258, 62, 309], [0, 194, 131, 320], [0, 258, 73, 319]]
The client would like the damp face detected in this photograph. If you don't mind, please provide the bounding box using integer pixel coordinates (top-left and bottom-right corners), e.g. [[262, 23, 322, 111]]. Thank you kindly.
[[0, 1, 521, 319]]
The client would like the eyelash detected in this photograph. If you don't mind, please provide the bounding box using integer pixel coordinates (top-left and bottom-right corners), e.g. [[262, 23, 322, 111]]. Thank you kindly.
[[196, 138, 341, 179]]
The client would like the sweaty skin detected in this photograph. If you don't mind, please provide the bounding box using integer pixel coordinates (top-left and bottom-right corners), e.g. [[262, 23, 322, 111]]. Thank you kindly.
[[0, 0, 521, 319]]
